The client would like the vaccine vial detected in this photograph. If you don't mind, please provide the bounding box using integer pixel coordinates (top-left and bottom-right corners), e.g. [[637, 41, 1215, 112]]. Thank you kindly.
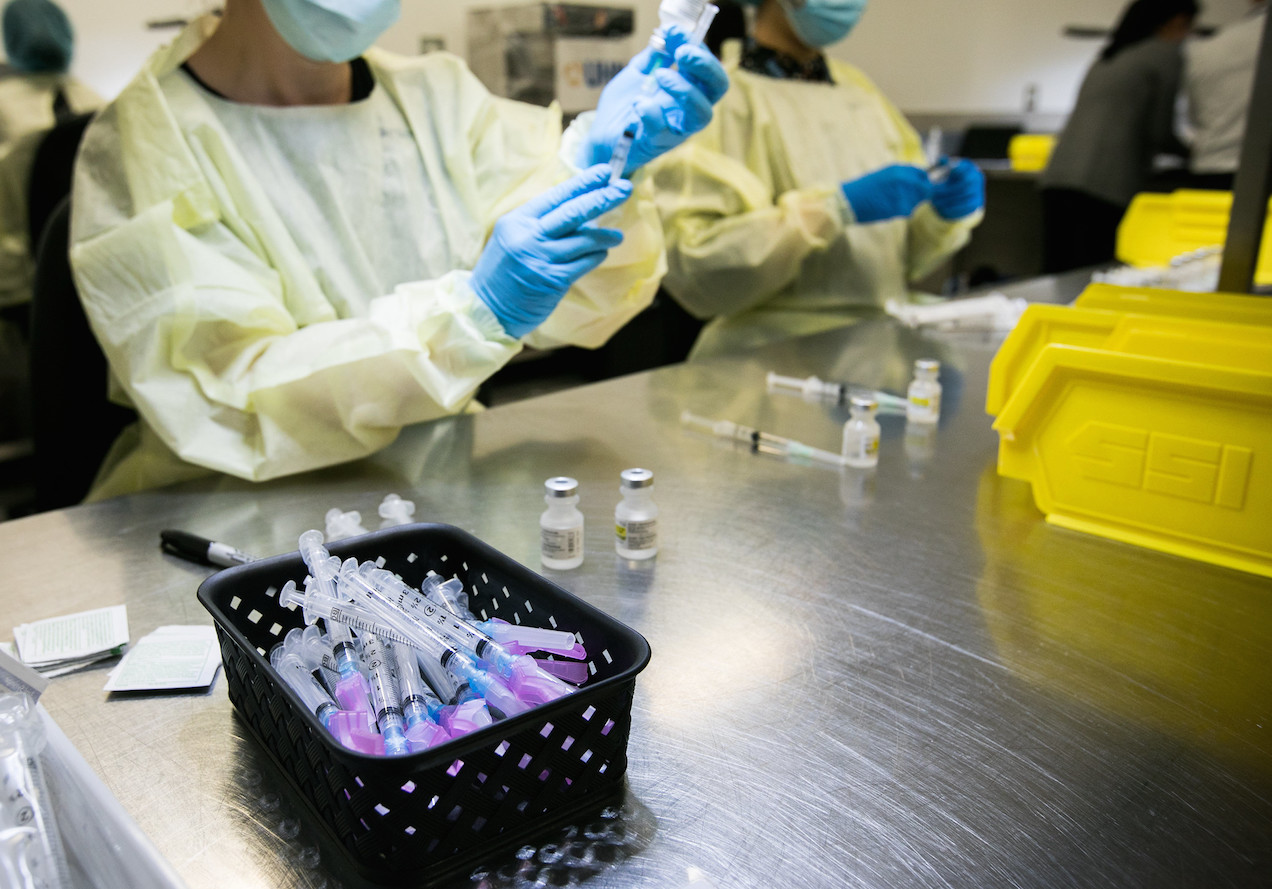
[[615, 468, 659, 560], [906, 359, 942, 425], [841, 395, 881, 468], [541, 477, 584, 569]]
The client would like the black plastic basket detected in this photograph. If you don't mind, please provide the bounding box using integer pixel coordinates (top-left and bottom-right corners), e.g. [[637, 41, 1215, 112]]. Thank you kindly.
[[196, 523, 651, 887]]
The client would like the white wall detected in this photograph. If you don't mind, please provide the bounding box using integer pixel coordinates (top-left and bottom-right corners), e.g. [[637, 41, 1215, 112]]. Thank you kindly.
[[831, 0, 1255, 115], [31, 0, 1259, 110]]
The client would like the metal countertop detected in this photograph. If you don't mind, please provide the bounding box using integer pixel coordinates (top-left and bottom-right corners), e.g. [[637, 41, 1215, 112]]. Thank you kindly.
[[5, 274, 1270, 888]]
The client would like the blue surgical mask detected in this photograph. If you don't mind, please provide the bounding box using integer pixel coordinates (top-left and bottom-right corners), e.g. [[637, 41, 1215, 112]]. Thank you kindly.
[[779, 0, 867, 48], [259, 0, 401, 63]]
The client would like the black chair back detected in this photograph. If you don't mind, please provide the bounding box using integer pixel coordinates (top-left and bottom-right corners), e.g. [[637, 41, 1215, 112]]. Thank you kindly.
[[28, 197, 135, 512], [26, 112, 92, 250]]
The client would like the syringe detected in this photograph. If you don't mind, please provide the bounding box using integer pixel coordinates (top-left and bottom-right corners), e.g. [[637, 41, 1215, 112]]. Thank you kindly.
[[608, 0, 719, 182], [280, 579, 532, 718], [269, 642, 382, 754], [423, 573, 584, 658], [924, 126, 951, 183], [348, 563, 573, 706], [390, 641, 442, 743], [358, 633, 410, 756], [608, 125, 638, 184], [680, 410, 847, 467], [401, 646, 495, 737], [924, 125, 943, 168], [766, 371, 909, 414]]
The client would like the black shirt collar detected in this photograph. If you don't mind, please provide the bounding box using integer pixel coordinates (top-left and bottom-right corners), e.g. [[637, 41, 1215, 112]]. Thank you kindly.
[[739, 38, 834, 84], [180, 56, 375, 103]]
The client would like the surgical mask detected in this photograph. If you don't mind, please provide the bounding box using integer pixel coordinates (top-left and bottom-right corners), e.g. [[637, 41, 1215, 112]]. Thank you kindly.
[[779, 0, 867, 48], [260, 0, 401, 63]]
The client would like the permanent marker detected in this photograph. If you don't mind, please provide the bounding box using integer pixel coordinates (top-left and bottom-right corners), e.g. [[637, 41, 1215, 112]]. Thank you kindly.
[[160, 529, 256, 568]]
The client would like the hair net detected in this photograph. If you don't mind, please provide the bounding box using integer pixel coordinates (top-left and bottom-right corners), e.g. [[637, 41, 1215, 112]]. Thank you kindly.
[[3, 0, 73, 74]]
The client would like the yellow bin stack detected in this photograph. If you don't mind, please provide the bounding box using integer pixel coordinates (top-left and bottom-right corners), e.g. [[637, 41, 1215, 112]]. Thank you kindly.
[[1007, 134, 1056, 173], [1115, 189, 1272, 285], [986, 284, 1272, 578]]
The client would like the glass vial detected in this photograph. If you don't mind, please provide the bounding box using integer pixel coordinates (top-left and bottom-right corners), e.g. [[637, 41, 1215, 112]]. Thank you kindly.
[[841, 395, 881, 468], [541, 477, 584, 569], [615, 468, 659, 560], [906, 358, 942, 425]]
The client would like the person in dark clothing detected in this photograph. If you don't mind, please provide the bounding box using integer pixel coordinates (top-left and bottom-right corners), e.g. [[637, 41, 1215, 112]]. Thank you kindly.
[[1039, 0, 1199, 273]]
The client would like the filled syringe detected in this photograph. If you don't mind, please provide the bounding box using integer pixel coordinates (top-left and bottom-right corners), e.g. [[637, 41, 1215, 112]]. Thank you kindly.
[[680, 410, 847, 467], [766, 371, 909, 414]]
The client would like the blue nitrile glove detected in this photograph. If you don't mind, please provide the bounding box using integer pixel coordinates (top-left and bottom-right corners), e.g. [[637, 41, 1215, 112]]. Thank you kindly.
[[930, 157, 985, 220], [580, 25, 730, 177], [471, 165, 632, 338], [840, 165, 934, 224]]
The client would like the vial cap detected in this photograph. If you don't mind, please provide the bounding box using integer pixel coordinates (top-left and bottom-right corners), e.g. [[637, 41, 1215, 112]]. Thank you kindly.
[[544, 476, 579, 497], [915, 358, 940, 373], [849, 394, 878, 411], [620, 468, 654, 488]]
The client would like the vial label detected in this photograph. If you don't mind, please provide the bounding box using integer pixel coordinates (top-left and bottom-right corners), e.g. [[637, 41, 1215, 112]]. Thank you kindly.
[[851, 434, 879, 461], [616, 518, 658, 551], [541, 526, 582, 560], [907, 393, 940, 422]]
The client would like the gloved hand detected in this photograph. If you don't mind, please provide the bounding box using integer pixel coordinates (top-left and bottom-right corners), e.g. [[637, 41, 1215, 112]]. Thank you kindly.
[[840, 165, 933, 224], [471, 165, 632, 338], [930, 157, 985, 220], [580, 25, 730, 177]]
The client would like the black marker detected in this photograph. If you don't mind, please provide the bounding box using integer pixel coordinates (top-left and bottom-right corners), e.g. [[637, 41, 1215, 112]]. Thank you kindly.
[[160, 529, 256, 568]]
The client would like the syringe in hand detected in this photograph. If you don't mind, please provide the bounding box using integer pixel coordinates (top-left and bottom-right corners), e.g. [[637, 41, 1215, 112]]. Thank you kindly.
[[608, 0, 719, 183], [767, 371, 909, 414], [680, 410, 847, 467], [924, 125, 951, 183]]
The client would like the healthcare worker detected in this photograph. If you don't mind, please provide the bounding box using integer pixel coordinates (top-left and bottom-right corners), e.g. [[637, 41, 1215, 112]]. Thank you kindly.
[[0, 0, 99, 307], [1183, 0, 1267, 188], [649, 0, 984, 359], [0, 0, 98, 145], [1040, 0, 1198, 273], [69, 0, 728, 499]]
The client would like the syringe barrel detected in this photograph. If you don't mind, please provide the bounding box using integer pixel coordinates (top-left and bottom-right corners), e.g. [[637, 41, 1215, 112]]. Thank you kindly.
[[392, 640, 429, 710], [423, 574, 473, 620], [271, 651, 338, 716], [359, 565, 500, 664], [360, 633, 404, 727], [417, 649, 461, 703]]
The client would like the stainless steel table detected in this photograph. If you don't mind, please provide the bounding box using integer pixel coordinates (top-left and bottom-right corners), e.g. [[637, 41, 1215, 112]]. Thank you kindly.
[[5, 275, 1270, 888]]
